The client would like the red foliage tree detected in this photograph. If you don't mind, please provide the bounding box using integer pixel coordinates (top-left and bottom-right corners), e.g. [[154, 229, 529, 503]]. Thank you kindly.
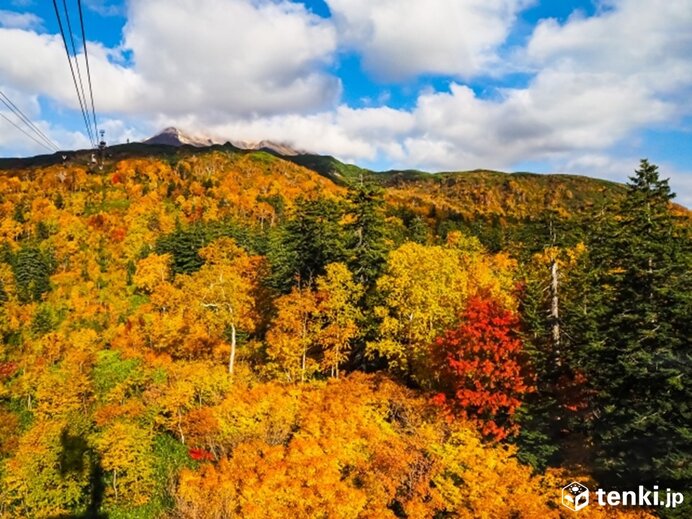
[[432, 296, 531, 441], [0, 362, 18, 380], [188, 448, 215, 462]]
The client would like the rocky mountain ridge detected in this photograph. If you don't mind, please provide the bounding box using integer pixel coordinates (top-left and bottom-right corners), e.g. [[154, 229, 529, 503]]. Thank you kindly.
[[144, 127, 302, 156]]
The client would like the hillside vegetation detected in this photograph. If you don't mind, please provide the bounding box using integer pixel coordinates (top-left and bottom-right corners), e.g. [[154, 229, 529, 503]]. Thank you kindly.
[[0, 147, 688, 518]]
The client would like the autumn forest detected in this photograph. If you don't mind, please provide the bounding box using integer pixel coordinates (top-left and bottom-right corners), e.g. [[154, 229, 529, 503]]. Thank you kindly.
[[0, 145, 689, 518]]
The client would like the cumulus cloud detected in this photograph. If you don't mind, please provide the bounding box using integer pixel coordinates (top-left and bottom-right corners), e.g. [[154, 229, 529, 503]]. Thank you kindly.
[[0, 0, 691, 202], [564, 154, 692, 207], [120, 0, 340, 117], [0, 0, 340, 118], [0, 9, 42, 30], [0, 28, 137, 112], [155, 0, 691, 185], [0, 107, 90, 158], [0, 87, 54, 156], [525, 0, 692, 95], [156, 108, 397, 164], [326, 0, 531, 80]]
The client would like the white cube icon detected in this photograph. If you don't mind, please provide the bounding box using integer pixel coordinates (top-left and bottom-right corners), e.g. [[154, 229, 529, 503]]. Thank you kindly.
[[562, 482, 589, 511]]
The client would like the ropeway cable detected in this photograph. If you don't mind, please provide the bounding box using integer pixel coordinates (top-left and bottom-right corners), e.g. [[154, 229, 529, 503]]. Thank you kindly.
[[0, 89, 60, 152], [52, 0, 95, 147], [77, 0, 99, 141], [0, 112, 57, 154]]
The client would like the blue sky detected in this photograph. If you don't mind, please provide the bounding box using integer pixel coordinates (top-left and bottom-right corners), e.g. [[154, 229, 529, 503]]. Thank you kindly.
[[1, 0, 691, 204]]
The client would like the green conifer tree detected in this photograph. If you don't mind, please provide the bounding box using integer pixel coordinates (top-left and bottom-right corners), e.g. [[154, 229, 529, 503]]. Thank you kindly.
[[346, 179, 388, 289], [155, 222, 207, 275], [267, 197, 348, 292], [585, 160, 691, 493], [12, 246, 54, 303]]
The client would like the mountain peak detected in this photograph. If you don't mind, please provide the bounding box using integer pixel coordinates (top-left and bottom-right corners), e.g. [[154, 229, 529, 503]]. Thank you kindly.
[[143, 127, 304, 156], [144, 127, 215, 147]]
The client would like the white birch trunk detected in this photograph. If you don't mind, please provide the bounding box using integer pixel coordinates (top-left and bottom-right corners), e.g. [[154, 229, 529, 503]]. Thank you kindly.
[[229, 323, 236, 376]]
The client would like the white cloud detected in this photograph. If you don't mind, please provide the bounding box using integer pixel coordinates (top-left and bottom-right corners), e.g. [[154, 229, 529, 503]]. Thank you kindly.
[[0, 0, 691, 203], [0, 27, 139, 119], [326, 0, 532, 80], [99, 117, 147, 145], [397, 69, 672, 170], [0, 9, 42, 30], [120, 0, 339, 117], [665, 170, 692, 208], [525, 0, 692, 94], [159, 109, 384, 163], [84, 0, 124, 17], [0, 87, 54, 156], [564, 154, 692, 207], [0, 0, 340, 118], [0, 109, 90, 157]]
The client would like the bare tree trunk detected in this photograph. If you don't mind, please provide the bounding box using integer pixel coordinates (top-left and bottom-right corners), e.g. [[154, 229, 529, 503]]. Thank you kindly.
[[229, 323, 236, 376], [550, 259, 561, 365], [301, 318, 307, 383], [301, 347, 306, 383], [178, 410, 185, 445], [334, 344, 340, 378]]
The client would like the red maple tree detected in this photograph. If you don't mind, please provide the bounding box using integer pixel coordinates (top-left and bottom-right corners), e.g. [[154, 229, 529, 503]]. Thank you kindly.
[[432, 296, 531, 441], [188, 448, 215, 462], [0, 362, 17, 380]]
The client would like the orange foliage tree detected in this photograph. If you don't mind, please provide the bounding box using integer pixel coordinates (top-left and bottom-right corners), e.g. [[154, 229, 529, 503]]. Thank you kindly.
[[265, 286, 320, 382]]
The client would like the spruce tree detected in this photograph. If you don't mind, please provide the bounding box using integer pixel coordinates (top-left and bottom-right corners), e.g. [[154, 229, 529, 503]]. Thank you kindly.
[[155, 222, 207, 274], [12, 246, 54, 303], [408, 216, 429, 244], [516, 216, 597, 470], [267, 197, 348, 292], [586, 160, 691, 491], [342, 179, 391, 371], [346, 179, 388, 289]]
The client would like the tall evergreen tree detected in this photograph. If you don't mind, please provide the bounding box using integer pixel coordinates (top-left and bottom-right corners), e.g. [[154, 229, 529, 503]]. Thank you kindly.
[[267, 197, 348, 292], [342, 179, 391, 371], [346, 179, 388, 289], [516, 220, 597, 470], [585, 160, 691, 492], [12, 246, 55, 303], [155, 222, 207, 275], [408, 216, 429, 244]]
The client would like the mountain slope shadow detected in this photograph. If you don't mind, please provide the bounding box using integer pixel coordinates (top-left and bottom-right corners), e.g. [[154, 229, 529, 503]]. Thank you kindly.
[[47, 431, 108, 519]]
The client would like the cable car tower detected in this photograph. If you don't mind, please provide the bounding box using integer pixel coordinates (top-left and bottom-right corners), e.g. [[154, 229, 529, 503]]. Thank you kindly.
[[98, 130, 107, 170]]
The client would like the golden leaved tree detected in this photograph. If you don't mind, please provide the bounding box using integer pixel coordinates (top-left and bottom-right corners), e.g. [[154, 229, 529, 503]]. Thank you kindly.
[[368, 234, 517, 385], [266, 286, 320, 382], [266, 263, 362, 381], [91, 421, 155, 506], [183, 238, 261, 375], [315, 263, 363, 379]]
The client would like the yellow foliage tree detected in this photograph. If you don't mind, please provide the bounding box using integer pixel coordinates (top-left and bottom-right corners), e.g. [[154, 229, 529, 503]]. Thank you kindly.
[[172, 373, 654, 519], [368, 239, 516, 385], [133, 253, 172, 294], [265, 286, 320, 382], [183, 238, 261, 375], [315, 263, 363, 378], [91, 421, 155, 506], [1, 420, 91, 518]]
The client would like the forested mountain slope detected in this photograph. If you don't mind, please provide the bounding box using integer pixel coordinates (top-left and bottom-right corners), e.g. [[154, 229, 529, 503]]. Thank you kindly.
[[0, 147, 687, 518]]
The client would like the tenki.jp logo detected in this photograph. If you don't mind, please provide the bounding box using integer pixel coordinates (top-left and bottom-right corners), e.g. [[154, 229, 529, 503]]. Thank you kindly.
[[560, 482, 684, 512]]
